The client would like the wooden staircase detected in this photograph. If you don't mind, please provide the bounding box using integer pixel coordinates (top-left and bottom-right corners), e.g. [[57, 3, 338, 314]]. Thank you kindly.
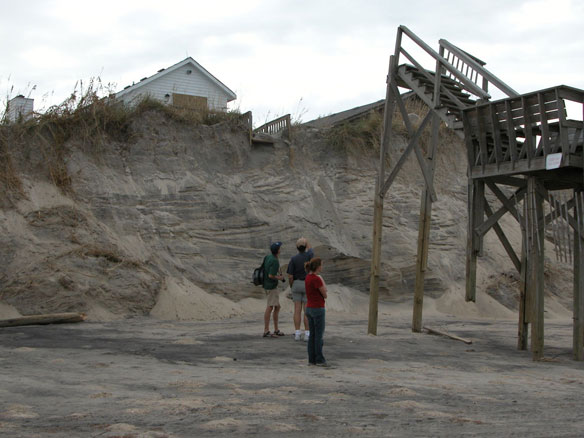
[[252, 114, 291, 145], [240, 112, 291, 146], [390, 26, 519, 140], [397, 64, 475, 136], [371, 25, 584, 362], [391, 27, 583, 178]]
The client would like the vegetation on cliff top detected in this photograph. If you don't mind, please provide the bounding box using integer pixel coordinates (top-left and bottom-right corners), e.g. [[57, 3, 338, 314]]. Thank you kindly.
[[0, 79, 244, 204], [325, 96, 459, 158]]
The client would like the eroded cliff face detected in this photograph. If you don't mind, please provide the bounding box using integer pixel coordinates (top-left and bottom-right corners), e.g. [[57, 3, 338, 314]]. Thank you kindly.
[[0, 109, 572, 319]]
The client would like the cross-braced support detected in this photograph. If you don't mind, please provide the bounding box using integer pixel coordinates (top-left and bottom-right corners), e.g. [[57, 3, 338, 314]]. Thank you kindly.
[[466, 177, 584, 360], [371, 25, 584, 361], [368, 56, 439, 335]]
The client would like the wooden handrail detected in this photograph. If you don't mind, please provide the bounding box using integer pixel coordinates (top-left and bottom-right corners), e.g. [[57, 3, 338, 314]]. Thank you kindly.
[[398, 25, 489, 100], [439, 39, 519, 98], [254, 114, 291, 138], [397, 25, 523, 103]]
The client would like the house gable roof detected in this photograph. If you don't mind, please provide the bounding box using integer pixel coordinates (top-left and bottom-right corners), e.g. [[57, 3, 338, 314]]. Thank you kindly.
[[115, 57, 237, 101]]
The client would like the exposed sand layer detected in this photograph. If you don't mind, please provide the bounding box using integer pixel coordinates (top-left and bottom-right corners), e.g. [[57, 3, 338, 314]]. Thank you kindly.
[[0, 112, 574, 324]]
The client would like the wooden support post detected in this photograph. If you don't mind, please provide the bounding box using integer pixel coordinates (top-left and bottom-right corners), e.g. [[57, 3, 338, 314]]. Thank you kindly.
[[368, 55, 397, 336], [411, 46, 443, 333], [518, 233, 528, 350], [412, 187, 432, 332], [412, 113, 440, 332], [466, 179, 484, 302], [526, 177, 545, 360], [573, 190, 584, 360], [368, 193, 384, 335]]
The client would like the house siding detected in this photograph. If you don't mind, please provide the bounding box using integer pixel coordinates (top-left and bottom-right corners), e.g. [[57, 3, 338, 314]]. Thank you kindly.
[[6, 96, 34, 122], [118, 64, 231, 110]]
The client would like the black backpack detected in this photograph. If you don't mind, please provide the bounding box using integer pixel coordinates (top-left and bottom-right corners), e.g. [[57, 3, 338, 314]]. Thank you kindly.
[[252, 256, 267, 286]]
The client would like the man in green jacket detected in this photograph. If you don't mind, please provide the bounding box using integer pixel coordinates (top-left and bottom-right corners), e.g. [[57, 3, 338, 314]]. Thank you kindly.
[[263, 241, 285, 338]]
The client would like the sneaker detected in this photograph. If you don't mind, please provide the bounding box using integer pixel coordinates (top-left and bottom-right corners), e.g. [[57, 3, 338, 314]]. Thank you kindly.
[[294, 332, 301, 341], [315, 362, 330, 367], [304, 333, 309, 342]]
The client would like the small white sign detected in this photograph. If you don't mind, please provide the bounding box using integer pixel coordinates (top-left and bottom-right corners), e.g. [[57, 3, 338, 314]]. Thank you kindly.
[[546, 153, 562, 170]]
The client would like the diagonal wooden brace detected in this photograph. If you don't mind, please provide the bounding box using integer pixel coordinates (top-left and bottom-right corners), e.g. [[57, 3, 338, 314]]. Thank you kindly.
[[380, 110, 436, 201], [486, 181, 526, 225], [483, 201, 522, 272]]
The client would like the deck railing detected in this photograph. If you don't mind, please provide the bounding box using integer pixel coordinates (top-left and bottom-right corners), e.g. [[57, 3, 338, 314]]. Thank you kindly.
[[439, 39, 519, 98], [254, 114, 291, 139], [463, 85, 584, 177]]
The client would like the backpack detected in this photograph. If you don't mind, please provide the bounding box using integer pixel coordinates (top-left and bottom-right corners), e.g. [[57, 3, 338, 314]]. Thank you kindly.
[[252, 256, 267, 286]]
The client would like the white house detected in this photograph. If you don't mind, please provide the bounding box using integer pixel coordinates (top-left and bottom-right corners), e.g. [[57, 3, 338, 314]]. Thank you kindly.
[[114, 57, 236, 111], [6, 95, 34, 122]]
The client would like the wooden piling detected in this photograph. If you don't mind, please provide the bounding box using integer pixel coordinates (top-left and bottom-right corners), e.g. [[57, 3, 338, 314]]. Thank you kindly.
[[412, 113, 440, 332], [517, 237, 529, 350], [368, 55, 396, 336], [466, 180, 484, 302], [573, 190, 584, 360], [526, 177, 545, 360]]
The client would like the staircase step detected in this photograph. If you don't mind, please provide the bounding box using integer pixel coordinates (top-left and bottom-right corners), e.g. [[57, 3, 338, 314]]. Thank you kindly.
[[406, 66, 468, 90], [401, 67, 476, 109], [414, 78, 475, 103], [397, 63, 476, 138]]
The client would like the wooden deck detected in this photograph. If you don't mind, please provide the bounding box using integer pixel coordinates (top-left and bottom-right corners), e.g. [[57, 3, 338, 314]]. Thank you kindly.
[[463, 85, 584, 182]]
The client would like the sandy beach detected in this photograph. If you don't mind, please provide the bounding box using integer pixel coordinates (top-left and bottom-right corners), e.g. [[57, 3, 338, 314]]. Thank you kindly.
[[1, 292, 583, 437]]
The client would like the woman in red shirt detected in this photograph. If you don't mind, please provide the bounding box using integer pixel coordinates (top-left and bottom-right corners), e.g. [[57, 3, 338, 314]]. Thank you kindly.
[[304, 257, 328, 366]]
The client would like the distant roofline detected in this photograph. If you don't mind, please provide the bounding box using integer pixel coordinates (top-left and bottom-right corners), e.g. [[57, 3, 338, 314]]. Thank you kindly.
[[114, 57, 237, 101], [303, 92, 417, 129]]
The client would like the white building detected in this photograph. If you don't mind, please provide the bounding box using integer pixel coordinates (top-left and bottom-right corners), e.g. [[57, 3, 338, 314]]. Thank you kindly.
[[6, 95, 34, 122], [114, 57, 236, 111]]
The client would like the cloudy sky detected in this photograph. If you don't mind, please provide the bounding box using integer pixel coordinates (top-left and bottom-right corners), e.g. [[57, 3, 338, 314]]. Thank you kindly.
[[1, 0, 583, 125]]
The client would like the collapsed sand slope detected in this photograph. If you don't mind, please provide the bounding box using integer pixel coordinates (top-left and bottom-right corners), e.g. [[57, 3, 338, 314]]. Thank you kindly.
[[148, 279, 570, 325], [0, 179, 163, 318]]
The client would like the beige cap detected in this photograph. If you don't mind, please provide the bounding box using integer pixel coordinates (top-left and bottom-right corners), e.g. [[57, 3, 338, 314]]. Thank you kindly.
[[296, 237, 308, 247]]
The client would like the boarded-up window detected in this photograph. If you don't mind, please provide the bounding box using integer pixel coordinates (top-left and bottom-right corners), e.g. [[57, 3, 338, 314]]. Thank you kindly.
[[172, 93, 208, 110]]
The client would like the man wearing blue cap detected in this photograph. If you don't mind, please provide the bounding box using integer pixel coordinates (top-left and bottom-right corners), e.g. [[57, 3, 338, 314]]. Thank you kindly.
[[263, 241, 285, 338]]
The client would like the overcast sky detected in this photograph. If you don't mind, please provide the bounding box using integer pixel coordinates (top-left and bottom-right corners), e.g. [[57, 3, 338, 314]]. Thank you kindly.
[[1, 0, 583, 125]]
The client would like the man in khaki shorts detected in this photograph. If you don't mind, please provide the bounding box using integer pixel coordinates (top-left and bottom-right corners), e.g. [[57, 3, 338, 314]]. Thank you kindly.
[[287, 237, 314, 341], [263, 242, 285, 338]]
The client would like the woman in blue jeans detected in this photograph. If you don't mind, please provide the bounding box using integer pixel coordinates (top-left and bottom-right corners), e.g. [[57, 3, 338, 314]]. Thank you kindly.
[[304, 257, 328, 366]]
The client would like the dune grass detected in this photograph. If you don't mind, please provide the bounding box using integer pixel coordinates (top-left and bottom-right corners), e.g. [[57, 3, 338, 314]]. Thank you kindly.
[[0, 79, 243, 203], [325, 96, 458, 157]]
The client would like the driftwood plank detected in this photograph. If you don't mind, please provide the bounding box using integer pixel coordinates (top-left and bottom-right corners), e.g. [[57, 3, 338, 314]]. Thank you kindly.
[[0, 312, 86, 328], [423, 326, 472, 344]]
